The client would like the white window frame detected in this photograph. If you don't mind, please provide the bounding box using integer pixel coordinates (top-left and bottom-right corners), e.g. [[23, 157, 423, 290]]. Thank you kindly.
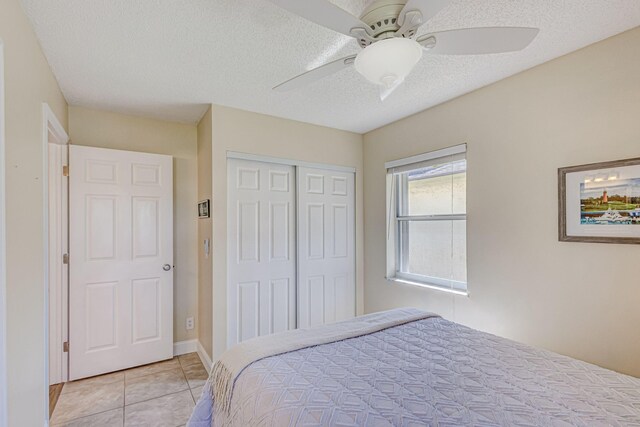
[[385, 144, 468, 296]]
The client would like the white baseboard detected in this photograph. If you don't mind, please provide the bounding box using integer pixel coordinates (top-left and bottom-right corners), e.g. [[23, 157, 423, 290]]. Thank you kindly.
[[174, 339, 212, 371], [196, 341, 213, 371], [173, 339, 198, 356]]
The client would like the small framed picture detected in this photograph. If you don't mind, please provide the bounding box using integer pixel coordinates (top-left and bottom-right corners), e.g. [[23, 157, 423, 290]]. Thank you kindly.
[[559, 157, 640, 244], [198, 199, 210, 219]]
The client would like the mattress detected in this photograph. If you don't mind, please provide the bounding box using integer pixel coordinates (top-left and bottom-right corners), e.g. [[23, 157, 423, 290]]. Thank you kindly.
[[189, 313, 640, 426]]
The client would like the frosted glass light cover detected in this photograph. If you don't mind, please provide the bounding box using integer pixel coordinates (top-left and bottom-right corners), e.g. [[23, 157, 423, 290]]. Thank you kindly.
[[354, 38, 423, 88]]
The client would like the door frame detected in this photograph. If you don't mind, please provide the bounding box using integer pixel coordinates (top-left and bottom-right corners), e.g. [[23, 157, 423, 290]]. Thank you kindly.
[[227, 151, 356, 174], [42, 103, 69, 420], [46, 108, 69, 386], [0, 39, 7, 427]]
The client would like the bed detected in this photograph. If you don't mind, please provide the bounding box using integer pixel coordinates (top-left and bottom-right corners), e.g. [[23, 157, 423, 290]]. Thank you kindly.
[[188, 308, 640, 426]]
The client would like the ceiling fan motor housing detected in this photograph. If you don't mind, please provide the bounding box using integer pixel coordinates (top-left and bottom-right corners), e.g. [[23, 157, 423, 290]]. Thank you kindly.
[[356, 0, 420, 48]]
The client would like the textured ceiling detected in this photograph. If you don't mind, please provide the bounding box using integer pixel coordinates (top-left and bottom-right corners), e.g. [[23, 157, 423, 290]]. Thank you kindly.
[[20, 0, 640, 133]]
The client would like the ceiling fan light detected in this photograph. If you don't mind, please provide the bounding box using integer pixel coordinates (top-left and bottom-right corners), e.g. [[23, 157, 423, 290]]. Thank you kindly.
[[354, 38, 423, 88]]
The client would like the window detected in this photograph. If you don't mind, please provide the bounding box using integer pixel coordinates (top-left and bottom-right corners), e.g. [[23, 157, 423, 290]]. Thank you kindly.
[[386, 144, 467, 294]]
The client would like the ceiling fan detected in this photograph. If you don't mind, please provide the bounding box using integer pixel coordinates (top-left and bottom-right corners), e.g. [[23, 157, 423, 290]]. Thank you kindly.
[[268, 0, 539, 100]]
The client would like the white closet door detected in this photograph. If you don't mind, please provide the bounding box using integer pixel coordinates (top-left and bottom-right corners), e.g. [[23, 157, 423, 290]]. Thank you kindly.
[[69, 145, 173, 380], [227, 159, 296, 347], [297, 167, 355, 328]]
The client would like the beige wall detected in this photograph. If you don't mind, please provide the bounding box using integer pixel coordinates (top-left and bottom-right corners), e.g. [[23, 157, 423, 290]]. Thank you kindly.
[[68, 106, 199, 343], [363, 27, 640, 377], [197, 106, 213, 358], [1, 0, 69, 424], [210, 105, 364, 360]]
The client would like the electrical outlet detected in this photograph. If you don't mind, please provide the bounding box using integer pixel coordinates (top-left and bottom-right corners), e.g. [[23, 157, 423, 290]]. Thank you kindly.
[[186, 317, 194, 330]]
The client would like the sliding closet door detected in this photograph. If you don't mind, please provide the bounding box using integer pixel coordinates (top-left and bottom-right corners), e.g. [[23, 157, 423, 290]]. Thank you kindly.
[[227, 159, 296, 347], [297, 167, 355, 328]]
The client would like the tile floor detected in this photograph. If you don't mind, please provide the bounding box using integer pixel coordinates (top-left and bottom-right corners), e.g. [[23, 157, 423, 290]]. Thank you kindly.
[[50, 353, 208, 427]]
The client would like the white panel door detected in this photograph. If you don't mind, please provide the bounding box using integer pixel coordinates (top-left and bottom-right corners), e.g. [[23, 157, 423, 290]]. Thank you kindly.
[[69, 145, 173, 380], [297, 167, 355, 328], [227, 159, 296, 347]]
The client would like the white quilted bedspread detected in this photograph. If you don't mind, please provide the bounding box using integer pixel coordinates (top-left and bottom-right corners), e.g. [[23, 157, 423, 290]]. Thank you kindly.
[[190, 316, 640, 426]]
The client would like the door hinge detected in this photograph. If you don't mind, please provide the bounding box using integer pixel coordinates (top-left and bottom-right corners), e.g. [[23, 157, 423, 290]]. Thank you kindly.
[[62, 253, 69, 265], [62, 165, 69, 177], [63, 342, 69, 353]]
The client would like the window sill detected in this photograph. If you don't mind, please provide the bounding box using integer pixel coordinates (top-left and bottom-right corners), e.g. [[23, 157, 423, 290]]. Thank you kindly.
[[386, 277, 469, 297]]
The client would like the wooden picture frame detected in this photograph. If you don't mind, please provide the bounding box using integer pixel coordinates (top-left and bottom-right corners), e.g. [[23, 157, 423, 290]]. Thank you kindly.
[[198, 199, 210, 219], [559, 157, 640, 244]]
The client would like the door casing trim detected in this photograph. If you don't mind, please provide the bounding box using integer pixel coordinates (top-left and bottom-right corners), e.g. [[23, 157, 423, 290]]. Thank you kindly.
[[42, 103, 69, 424]]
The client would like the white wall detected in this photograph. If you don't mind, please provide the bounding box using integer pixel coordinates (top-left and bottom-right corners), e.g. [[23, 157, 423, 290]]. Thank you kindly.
[[68, 106, 199, 343], [210, 105, 364, 360], [0, 39, 7, 427], [197, 106, 213, 358], [1, 0, 69, 423], [363, 27, 640, 377]]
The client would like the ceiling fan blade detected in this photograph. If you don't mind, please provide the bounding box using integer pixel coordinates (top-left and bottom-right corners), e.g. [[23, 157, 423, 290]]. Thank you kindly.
[[267, 0, 371, 38], [398, 0, 449, 27], [419, 27, 539, 55], [273, 55, 356, 92]]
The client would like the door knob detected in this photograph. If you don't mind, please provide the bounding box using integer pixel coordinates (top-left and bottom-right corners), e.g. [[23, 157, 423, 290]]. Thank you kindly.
[[163, 264, 172, 271]]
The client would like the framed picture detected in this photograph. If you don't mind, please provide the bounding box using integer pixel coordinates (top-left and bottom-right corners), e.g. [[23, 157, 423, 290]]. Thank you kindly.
[[559, 157, 640, 244], [198, 199, 210, 219]]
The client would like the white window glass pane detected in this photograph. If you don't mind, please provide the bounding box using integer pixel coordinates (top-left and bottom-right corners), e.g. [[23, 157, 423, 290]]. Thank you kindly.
[[406, 220, 451, 280], [452, 172, 466, 214], [452, 220, 467, 283], [405, 160, 466, 216], [407, 173, 453, 216], [401, 220, 467, 285]]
